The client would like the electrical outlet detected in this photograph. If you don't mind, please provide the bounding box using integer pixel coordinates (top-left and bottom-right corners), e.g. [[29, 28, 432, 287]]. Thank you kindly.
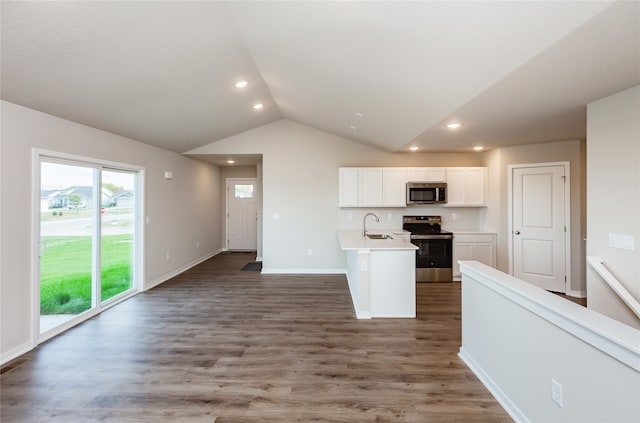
[[387, 213, 393, 221], [551, 378, 563, 407], [196, 241, 200, 249], [165, 252, 171, 261], [452, 213, 458, 221], [307, 249, 313, 256]]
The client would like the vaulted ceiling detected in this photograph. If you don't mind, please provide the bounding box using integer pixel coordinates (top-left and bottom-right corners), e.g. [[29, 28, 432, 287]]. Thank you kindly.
[[2, 1, 639, 154]]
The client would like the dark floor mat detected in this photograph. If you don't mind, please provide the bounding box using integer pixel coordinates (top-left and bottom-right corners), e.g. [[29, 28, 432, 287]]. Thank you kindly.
[[241, 262, 262, 272]]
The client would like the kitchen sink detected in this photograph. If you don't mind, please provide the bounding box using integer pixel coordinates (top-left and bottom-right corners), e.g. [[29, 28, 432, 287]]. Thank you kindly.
[[366, 233, 393, 240]]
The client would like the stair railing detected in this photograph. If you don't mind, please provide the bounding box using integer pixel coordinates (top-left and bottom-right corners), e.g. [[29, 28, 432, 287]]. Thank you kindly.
[[587, 256, 640, 320]]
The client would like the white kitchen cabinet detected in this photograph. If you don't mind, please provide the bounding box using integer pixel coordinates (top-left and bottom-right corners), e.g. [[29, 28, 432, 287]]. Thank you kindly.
[[405, 167, 446, 183], [339, 167, 406, 207], [339, 166, 488, 208], [382, 167, 407, 206], [339, 167, 359, 207], [358, 168, 383, 206], [446, 167, 487, 207], [453, 233, 496, 279]]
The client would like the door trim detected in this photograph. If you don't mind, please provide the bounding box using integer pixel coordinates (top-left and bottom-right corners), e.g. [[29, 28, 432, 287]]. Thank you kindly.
[[31, 149, 145, 346], [507, 162, 571, 292], [225, 178, 258, 251]]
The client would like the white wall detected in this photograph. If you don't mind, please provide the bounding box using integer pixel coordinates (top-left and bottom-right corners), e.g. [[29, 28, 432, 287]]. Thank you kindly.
[[187, 119, 485, 272], [459, 261, 640, 423], [481, 140, 586, 296], [586, 85, 640, 329], [0, 101, 222, 361]]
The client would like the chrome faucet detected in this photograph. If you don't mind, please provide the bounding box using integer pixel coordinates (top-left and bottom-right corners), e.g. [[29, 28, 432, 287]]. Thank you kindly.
[[363, 212, 380, 237]]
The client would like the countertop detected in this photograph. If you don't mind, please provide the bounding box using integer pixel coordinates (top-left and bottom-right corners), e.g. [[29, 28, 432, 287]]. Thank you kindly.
[[338, 229, 417, 251], [444, 229, 497, 235]]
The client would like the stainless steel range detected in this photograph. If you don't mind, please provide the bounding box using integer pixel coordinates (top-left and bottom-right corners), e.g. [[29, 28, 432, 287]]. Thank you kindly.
[[402, 215, 453, 282]]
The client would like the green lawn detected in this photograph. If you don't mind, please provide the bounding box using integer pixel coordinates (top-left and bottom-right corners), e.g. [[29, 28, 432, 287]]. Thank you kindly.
[[40, 234, 133, 314], [40, 207, 133, 222]]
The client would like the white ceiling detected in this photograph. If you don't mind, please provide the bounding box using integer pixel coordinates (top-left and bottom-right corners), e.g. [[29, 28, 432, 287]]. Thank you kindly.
[[2, 1, 639, 155]]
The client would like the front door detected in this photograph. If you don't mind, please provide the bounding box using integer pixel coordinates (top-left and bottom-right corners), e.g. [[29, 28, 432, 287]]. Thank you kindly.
[[226, 179, 257, 251], [511, 164, 568, 293]]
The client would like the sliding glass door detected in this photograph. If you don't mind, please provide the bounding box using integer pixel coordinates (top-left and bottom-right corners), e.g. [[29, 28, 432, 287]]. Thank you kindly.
[[100, 169, 136, 303], [38, 156, 140, 338]]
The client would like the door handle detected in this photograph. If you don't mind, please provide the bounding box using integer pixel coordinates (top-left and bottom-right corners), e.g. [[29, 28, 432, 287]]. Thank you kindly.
[[514, 231, 520, 235]]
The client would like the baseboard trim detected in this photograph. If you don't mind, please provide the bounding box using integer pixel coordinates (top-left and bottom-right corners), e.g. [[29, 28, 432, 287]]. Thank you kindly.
[[1, 341, 33, 366], [566, 289, 587, 299], [145, 249, 222, 291], [260, 268, 347, 275], [458, 347, 529, 423]]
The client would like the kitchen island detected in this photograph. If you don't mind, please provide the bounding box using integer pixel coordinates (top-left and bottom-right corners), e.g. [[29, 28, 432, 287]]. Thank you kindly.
[[338, 230, 418, 319]]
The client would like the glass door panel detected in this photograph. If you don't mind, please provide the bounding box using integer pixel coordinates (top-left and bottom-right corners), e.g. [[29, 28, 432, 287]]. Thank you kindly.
[[100, 170, 136, 303], [38, 157, 140, 338], [39, 162, 96, 333]]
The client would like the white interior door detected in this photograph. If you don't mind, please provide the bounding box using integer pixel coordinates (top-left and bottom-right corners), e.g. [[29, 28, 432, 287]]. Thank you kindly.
[[227, 179, 257, 251], [512, 165, 568, 293]]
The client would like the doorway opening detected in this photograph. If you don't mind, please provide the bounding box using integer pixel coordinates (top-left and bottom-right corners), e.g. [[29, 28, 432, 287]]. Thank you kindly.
[[34, 151, 143, 342]]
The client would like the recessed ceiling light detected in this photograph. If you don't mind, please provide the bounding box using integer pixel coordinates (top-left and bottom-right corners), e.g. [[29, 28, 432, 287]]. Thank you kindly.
[[447, 122, 462, 129], [349, 125, 358, 131], [227, 160, 235, 164], [253, 103, 264, 110], [235, 80, 248, 88], [354, 112, 365, 118], [473, 146, 484, 151], [409, 146, 419, 151]]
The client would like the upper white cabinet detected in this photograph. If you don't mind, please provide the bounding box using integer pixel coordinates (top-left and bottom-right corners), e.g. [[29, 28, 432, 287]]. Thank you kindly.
[[446, 167, 487, 207], [406, 167, 446, 183], [381, 168, 407, 207], [339, 167, 406, 207], [358, 168, 383, 206], [339, 168, 359, 207], [339, 166, 487, 208]]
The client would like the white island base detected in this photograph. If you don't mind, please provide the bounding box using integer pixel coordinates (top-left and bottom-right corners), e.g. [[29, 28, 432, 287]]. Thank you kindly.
[[339, 230, 417, 319]]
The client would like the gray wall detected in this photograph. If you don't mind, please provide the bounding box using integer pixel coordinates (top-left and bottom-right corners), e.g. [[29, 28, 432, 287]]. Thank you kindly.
[[1, 101, 222, 360], [586, 85, 640, 328], [460, 262, 639, 422], [188, 119, 486, 272], [482, 139, 586, 296]]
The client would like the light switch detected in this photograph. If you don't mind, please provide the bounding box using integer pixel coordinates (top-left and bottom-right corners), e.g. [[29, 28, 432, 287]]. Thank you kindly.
[[609, 233, 635, 251]]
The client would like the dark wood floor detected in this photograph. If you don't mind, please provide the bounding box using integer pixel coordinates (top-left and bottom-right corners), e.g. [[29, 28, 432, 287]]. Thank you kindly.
[[1, 252, 511, 422]]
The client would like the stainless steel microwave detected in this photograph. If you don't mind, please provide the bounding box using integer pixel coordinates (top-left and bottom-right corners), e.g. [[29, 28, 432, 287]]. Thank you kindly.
[[406, 182, 447, 205]]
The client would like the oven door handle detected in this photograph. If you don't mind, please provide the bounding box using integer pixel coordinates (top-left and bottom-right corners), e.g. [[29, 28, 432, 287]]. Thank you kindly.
[[410, 235, 454, 240]]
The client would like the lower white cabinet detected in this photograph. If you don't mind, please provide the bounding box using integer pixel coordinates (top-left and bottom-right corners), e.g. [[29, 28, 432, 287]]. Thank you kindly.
[[453, 233, 496, 279]]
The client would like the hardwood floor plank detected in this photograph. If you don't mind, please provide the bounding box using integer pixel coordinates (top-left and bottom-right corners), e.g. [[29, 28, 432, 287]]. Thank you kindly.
[[1, 253, 511, 422]]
